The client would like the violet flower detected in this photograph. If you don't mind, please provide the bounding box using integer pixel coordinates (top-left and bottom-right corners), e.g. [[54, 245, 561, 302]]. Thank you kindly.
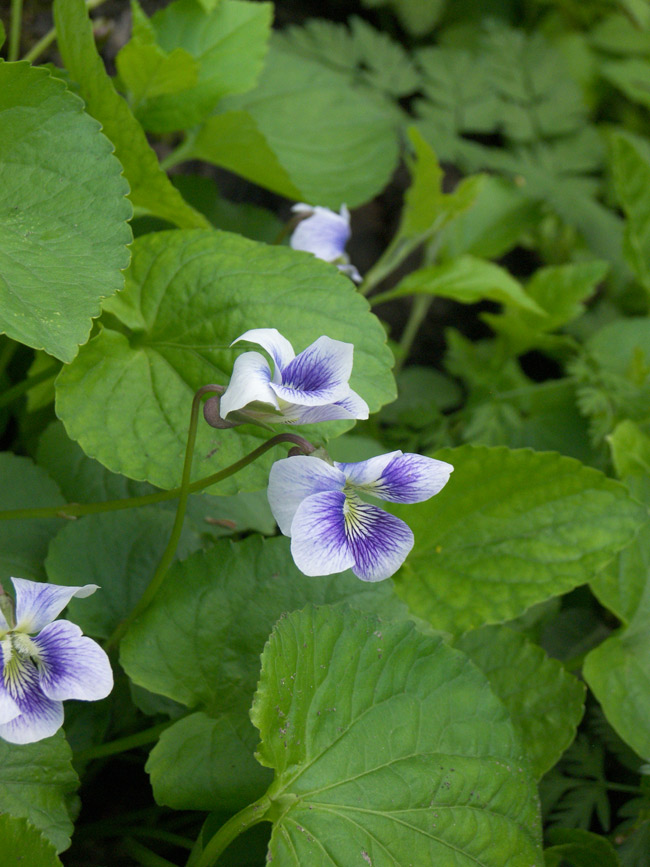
[[218, 328, 369, 425], [267, 451, 453, 582], [0, 578, 113, 744], [290, 203, 362, 283]]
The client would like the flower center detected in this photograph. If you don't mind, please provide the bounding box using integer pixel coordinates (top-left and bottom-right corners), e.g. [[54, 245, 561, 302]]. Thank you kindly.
[[2, 632, 41, 698]]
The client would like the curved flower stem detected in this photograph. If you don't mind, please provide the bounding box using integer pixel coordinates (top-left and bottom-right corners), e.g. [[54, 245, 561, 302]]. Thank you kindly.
[[103, 391, 315, 651], [104, 385, 221, 652], [0, 435, 315, 522], [74, 721, 173, 763], [193, 797, 271, 867]]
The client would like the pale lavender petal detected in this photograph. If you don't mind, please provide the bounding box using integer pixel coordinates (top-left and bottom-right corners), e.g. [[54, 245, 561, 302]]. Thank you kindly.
[[33, 620, 113, 702], [0, 651, 63, 744], [0, 607, 10, 633], [268, 456, 345, 535], [345, 501, 414, 582], [367, 454, 454, 503], [219, 351, 277, 419], [290, 205, 351, 262], [290, 491, 356, 576], [336, 452, 403, 487], [12, 578, 99, 633], [287, 389, 369, 424], [231, 328, 295, 379], [272, 336, 353, 406]]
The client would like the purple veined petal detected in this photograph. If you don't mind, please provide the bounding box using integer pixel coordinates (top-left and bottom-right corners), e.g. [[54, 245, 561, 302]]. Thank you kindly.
[[336, 451, 404, 487], [272, 336, 354, 406], [33, 620, 113, 702], [362, 453, 454, 503], [0, 649, 63, 744], [290, 205, 351, 262], [286, 389, 369, 424], [289, 491, 356, 576], [219, 351, 277, 419], [267, 456, 345, 535], [344, 499, 414, 582], [231, 328, 295, 380], [12, 578, 99, 634]]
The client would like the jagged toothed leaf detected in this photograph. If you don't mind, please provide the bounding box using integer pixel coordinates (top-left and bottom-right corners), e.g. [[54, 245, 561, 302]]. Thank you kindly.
[[252, 605, 542, 866], [120, 536, 410, 810], [0, 815, 63, 865], [456, 625, 586, 778], [0, 62, 131, 361], [585, 422, 650, 759], [390, 445, 646, 634], [53, 0, 209, 228], [376, 255, 545, 313], [0, 732, 78, 853], [55, 230, 394, 493]]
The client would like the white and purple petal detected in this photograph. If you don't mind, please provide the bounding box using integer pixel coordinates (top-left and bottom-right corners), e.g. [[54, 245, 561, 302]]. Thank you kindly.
[[336, 262, 362, 283], [0, 651, 63, 744], [336, 451, 403, 488], [289, 491, 356, 576], [0, 642, 21, 725], [268, 456, 345, 535], [290, 205, 351, 263], [33, 620, 113, 702], [344, 499, 414, 582], [285, 390, 369, 425], [219, 351, 277, 419], [272, 336, 354, 406], [231, 328, 295, 380], [12, 578, 99, 634]]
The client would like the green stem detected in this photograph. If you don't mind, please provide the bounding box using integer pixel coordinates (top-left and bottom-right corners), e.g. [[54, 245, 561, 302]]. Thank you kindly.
[[0, 363, 59, 410], [134, 830, 194, 851], [394, 296, 433, 375], [122, 838, 179, 867], [194, 797, 271, 867], [159, 131, 198, 172], [74, 721, 172, 763], [20, 0, 107, 63], [104, 386, 218, 652], [0, 432, 313, 522], [8, 0, 23, 61]]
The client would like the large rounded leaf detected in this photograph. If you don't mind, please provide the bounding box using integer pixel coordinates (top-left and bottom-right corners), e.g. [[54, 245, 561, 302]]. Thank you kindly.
[[252, 605, 542, 866], [55, 230, 394, 493], [390, 446, 647, 633], [0, 61, 131, 361]]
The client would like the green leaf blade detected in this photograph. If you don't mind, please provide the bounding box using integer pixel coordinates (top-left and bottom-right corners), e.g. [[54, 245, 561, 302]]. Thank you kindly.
[[55, 229, 395, 492], [253, 605, 542, 866], [0, 62, 131, 361], [391, 446, 647, 633]]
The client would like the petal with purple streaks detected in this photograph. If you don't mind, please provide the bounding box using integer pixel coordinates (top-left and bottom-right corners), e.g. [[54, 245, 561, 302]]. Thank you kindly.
[[289, 491, 356, 576], [267, 457, 345, 535], [231, 328, 295, 379], [34, 620, 113, 702], [272, 336, 353, 406], [12, 578, 99, 633]]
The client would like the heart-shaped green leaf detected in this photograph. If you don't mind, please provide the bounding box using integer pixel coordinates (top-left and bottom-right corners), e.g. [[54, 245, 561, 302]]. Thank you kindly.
[[251, 605, 542, 866], [55, 229, 394, 493]]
